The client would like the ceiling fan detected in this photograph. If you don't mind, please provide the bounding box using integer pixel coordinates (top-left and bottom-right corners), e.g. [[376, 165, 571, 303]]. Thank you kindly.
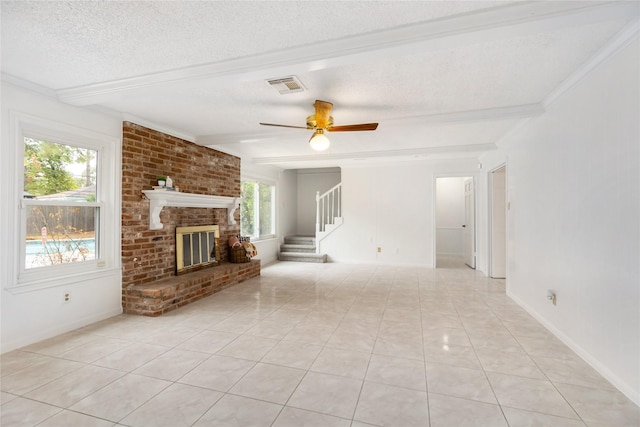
[[260, 100, 378, 151]]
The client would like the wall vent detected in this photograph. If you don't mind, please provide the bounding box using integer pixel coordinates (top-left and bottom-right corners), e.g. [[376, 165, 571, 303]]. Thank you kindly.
[[266, 76, 306, 94]]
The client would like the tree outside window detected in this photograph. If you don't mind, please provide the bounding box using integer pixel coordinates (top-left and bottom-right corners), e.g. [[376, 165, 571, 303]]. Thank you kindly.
[[22, 137, 99, 269], [241, 180, 275, 240]]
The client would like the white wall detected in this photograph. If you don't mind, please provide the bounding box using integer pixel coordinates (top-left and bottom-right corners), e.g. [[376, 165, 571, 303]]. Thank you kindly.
[[296, 168, 341, 236], [435, 177, 466, 256], [277, 169, 298, 244], [480, 37, 639, 404], [1, 81, 123, 353], [320, 160, 479, 265]]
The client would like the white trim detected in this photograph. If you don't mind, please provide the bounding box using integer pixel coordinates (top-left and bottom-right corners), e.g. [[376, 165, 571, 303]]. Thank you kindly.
[[508, 290, 640, 406], [56, 2, 637, 106], [142, 191, 241, 229], [198, 104, 545, 147], [433, 173, 478, 269], [384, 104, 545, 126], [1, 73, 57, 99], [1, 306, 122, 353], [252, 143, 497, 165], [239, 178, 277, 241], [544, 19, 640, 108], [8, 111, 120, 290], [488, 163, 507, 280], [122, 113, 196, 143], [7, 268, 121, 295]]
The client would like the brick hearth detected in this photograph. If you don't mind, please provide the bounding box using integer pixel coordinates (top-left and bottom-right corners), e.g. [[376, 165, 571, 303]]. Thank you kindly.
[[123, 259, 260, 316]]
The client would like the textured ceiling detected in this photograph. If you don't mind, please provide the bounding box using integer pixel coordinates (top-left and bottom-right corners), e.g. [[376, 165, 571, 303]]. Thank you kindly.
[[2, 1, 638, 169]]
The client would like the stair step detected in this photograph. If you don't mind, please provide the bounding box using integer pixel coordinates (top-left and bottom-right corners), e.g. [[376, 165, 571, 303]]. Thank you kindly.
[[280, 244, 316, 253], [284, 236, 316, 246], [279, 252, 327, 263]]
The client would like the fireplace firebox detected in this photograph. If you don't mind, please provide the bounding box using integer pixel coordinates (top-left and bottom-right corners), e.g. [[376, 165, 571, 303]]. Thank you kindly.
[[175, 225, 220, 274]]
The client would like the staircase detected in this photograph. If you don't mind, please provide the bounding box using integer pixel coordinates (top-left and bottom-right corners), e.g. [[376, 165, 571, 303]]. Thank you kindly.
[[279, 182, 343, 264], [278, 236, 327, 263]]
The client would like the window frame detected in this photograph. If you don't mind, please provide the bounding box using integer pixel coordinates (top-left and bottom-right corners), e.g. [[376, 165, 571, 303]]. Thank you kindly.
[[240, 177, 276, 241], [7, 111, 120, 292]]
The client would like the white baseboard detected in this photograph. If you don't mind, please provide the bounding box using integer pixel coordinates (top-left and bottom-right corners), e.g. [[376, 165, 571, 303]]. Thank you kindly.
[[1, 307, 123, 354], [507, 290, 640, 406]]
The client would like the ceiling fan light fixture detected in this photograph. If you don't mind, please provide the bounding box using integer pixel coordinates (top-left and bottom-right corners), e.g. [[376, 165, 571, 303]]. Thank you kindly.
[[309, 129, 330, 151]]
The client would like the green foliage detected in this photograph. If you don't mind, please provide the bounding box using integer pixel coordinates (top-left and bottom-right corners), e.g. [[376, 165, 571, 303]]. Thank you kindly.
[[258, 183, 274, 236], [240, 181, 274, 238], [240, 181, 256, 236], [24, 138, 78, 196]]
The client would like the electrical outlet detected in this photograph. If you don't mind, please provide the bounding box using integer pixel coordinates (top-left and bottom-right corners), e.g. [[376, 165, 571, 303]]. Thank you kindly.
[[377, 247, 381, 253], [64, 292, 71, 303]]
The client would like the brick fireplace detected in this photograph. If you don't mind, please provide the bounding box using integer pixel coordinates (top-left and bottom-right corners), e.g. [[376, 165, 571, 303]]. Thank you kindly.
[[121, 122, 259, 316]]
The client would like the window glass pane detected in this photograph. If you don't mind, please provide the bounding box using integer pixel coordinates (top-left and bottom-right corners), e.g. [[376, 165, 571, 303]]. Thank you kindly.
[[258, 183, 274, 236], [241, 181, 256, 237], [25, 205, 98, 269], [22, 136, 100, 271], [182, 234, 192, 267], [23, 137, 97, 201]]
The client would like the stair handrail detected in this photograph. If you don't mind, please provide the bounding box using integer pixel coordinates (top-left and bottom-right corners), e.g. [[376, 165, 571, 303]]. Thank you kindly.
[[316, 182, 342, 235]]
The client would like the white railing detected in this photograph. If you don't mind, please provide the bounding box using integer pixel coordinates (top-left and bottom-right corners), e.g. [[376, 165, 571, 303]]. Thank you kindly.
[[316, 183, 342, 234]]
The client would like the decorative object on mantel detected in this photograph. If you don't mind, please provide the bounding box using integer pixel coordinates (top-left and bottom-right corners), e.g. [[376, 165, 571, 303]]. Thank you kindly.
[[141, 190, 241, 230], [153, 175, 179, 191]]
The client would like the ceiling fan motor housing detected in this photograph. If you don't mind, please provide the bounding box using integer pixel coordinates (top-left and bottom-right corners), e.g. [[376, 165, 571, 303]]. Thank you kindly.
[[306, 115, 334, 129]]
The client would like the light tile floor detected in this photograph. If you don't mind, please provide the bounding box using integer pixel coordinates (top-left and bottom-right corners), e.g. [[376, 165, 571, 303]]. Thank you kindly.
[[2, 261, 639, 427]]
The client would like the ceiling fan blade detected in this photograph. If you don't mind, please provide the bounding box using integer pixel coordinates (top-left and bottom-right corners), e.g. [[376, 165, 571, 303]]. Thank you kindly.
[[314, 100, 333, 129], [259, 122, 310, 129], [328, 123, 379, 132]]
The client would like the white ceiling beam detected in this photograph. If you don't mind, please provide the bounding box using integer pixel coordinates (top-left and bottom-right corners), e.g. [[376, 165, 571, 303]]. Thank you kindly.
[[57, 1, 636, 106], [196, 103, 544, 146], [249, 143, 497, 165]]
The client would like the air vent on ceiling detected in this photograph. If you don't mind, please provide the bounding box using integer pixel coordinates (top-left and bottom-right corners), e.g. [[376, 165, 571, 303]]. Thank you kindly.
[[266, 76, 306, 94]]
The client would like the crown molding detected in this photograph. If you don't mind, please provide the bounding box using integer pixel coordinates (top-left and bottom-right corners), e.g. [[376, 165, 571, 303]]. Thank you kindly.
[[1, 73, 58, 98], [544, 17, 640, 108], [384, 103, 545, 127], [56, 1, 633, 106], [121, 113, 196, 143]]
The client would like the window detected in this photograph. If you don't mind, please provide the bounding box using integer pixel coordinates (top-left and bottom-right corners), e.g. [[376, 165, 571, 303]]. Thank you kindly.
[[22, 138, 99, 270], [8, 111, 119, 290], [240, 180, 275, 240]]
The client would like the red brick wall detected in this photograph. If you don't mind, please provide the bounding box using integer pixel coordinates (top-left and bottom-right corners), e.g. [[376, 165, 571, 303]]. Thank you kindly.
[[121, 122, 241, 291]]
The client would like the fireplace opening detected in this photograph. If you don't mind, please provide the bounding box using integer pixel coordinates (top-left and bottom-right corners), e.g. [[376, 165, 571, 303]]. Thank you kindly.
[[176, 225, 220, 274]]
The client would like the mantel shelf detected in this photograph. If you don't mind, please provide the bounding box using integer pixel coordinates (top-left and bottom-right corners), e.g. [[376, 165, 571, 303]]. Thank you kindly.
[[142, 190, 241, 230]]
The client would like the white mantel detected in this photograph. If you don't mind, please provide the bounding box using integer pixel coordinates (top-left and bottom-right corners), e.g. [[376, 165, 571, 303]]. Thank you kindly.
[[142, 190, 241, 230]]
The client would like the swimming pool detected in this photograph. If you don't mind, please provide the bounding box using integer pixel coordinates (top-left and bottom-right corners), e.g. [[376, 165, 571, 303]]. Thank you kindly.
[[25, 238, 96, 268]]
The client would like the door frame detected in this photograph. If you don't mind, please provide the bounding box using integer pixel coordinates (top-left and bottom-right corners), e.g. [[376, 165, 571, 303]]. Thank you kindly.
[[488, 164, 507, 278], [433, 174, 477, 268]]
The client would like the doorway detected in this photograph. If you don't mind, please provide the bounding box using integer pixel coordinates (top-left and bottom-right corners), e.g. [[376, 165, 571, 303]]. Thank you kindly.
[[490, 166, 507, 278], [435, 176, 475, 268]]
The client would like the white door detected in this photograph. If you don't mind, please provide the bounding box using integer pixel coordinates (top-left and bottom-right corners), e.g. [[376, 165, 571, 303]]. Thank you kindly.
[[464, 178, 476, 269]]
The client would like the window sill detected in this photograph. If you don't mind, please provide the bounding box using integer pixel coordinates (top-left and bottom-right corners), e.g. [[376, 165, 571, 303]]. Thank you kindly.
[[252, 236, 277, 243], [8, 266, 121, 295]]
